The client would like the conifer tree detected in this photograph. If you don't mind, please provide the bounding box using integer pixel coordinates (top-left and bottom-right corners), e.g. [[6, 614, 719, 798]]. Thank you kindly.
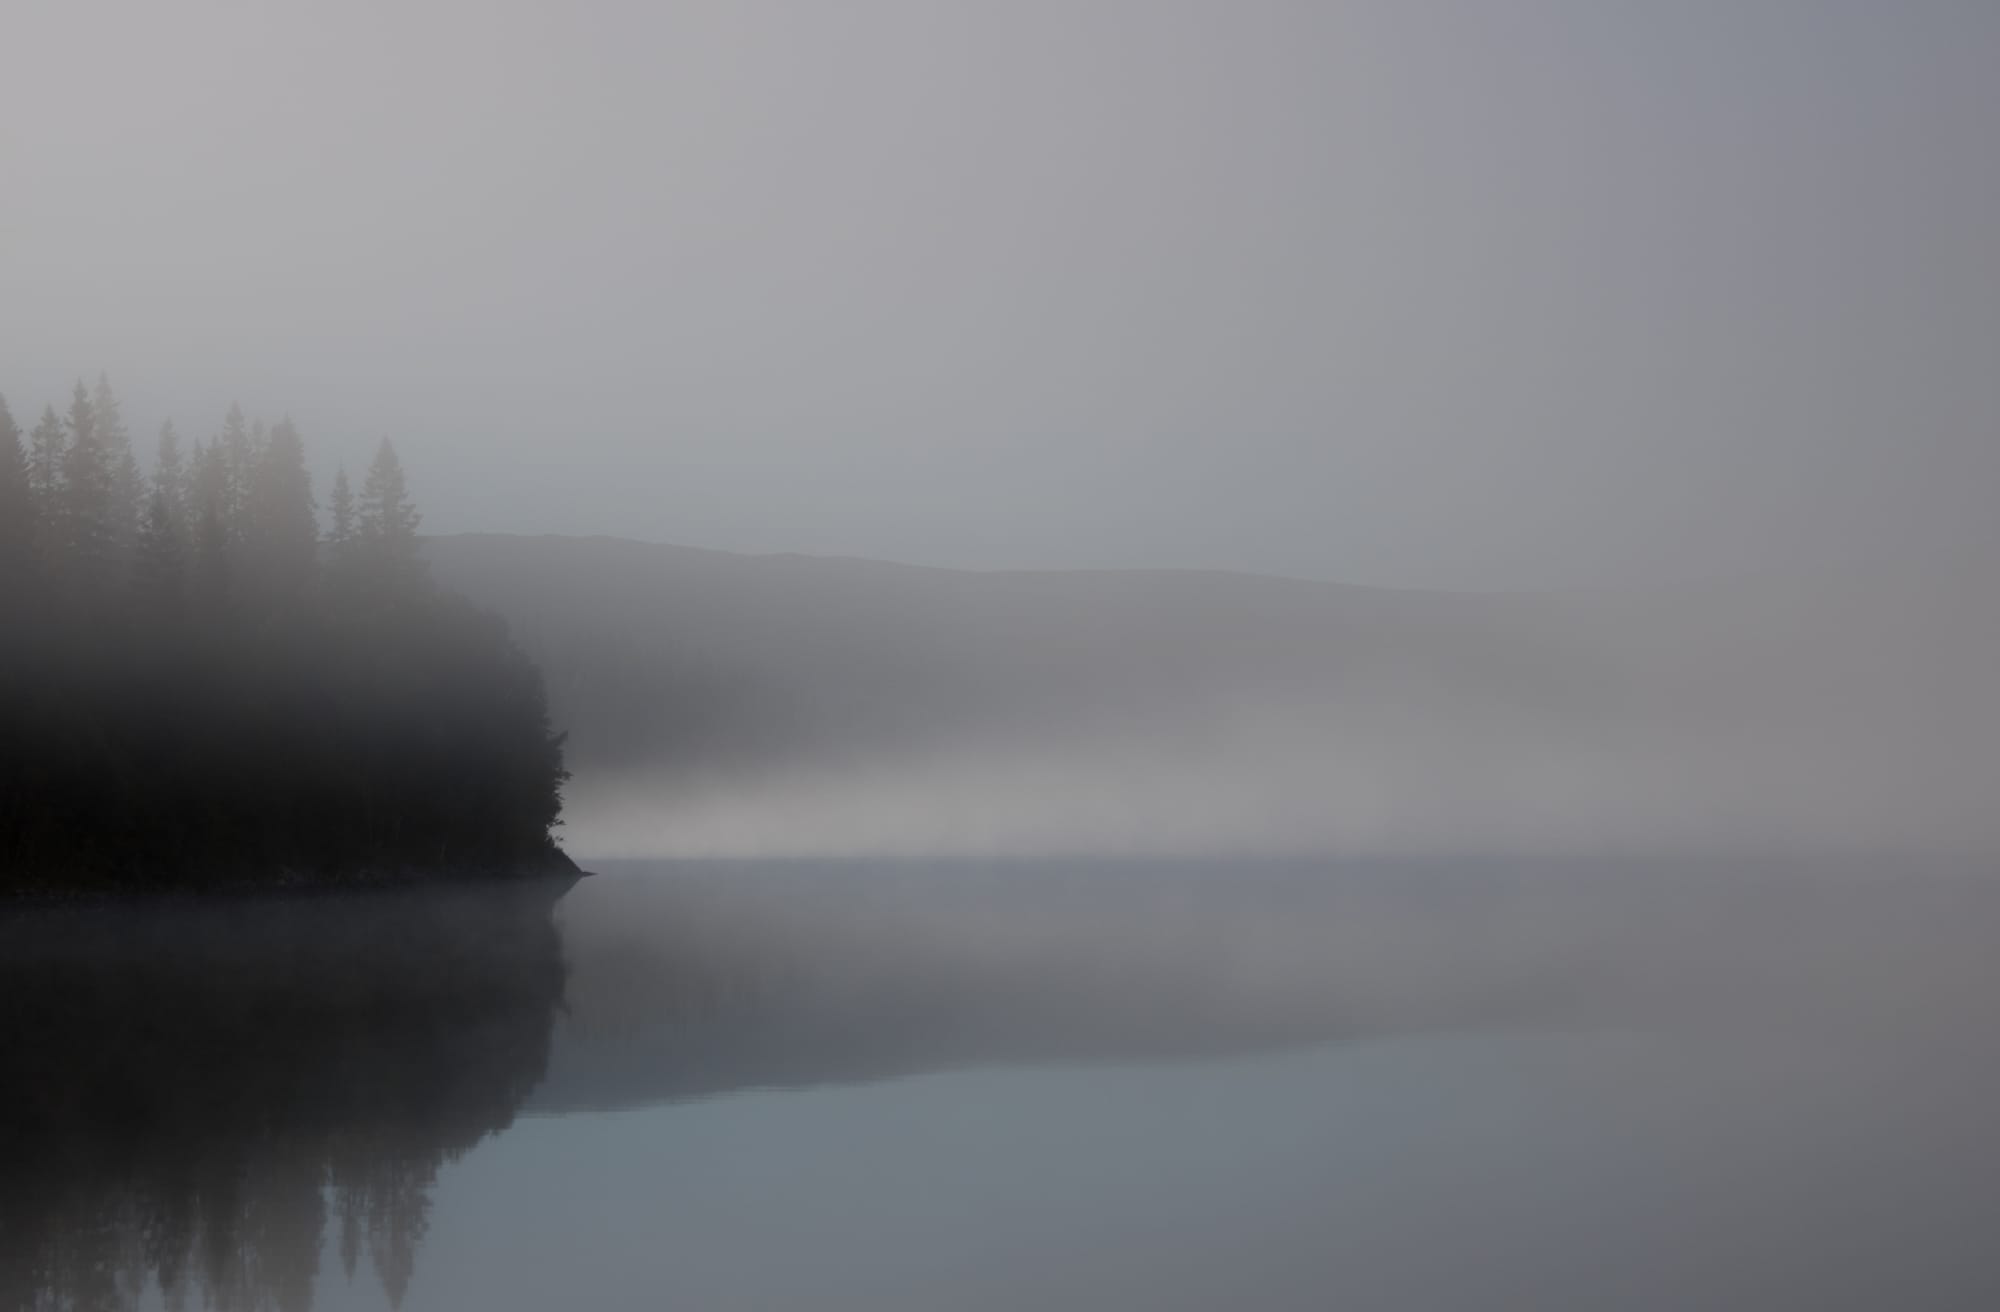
[[191, 499, 231, 615], [27, 405, 65, 509], [59, 381, 118, 588], [0, 395, 19, 485], [25, 406, 66, 570], [92, 373, 140, 560], [187, 440, 230, 540], [0, 396, 33, 585], [218, 403, 253, 533], [357, 440, 423, 589], [327, 467, 356, 560], [133, 486, 185, 612], [245, 417, 318, 601], [154, 421, 187, 525]]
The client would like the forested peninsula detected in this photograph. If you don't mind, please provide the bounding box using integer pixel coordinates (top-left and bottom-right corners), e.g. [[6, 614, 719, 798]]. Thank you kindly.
[[0, 376, 571, 897]]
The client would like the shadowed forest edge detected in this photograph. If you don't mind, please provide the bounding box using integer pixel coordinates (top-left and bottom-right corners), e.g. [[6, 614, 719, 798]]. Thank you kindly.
[[0, 376, 570, 895]]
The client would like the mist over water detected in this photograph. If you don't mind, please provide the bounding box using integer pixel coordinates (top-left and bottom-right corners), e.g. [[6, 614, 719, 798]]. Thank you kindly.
[[8, 1, 2000, 1306], [427, 537, 2000, 861]]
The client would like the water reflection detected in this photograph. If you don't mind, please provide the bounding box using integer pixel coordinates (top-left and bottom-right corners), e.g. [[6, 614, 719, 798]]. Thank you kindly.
[[14, 859, 2000, 1312], [5, 861, 1563, 1311], [0, 883, 569, 1312], [536, 860, 1542, 1113]]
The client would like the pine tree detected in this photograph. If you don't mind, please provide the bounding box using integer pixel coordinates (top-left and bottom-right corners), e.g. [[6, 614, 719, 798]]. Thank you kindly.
[[244, 416, 317, 601], [60, 380, 118, 589], [185, 437, 232, 611], [188, 437, 227, 526], [191, 498, 231, 615], [356, 440, 423, 589], [218, 403, 253, 533], [327, 467, 356, 559], [0, 396, 33, 585], [366, 1161, 432, 1311], [26, 405, 66, 569], [27, 405, 65, 508], [0, 396, 20, 487], [154, 421, 187, 525], [92, 373, 140, 561], [132, 486, 185, 612]]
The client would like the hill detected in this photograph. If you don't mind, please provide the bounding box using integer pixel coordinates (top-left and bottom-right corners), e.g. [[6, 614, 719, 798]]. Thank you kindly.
[[426, 534, 2000, 859]]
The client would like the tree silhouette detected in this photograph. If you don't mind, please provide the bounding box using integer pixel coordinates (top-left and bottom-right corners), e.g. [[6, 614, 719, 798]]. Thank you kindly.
[[134, 486, 186, 612], [154, 420, 188, 526], [0, 396, 32, 587], [244, 417, 317, 604], [59, 379, 119, 590], [355, 439, 423, 593], [27, 403, 65, 500], [0, 884, 569, 1312], [188, 436, 230, 531], [94, 373, 141, 563], [218, 402, 254, 531], [0, 375, 571, 894], [192, 496, 232, 616], [25, 405, 66, 572], [327, 467, 356, 562]]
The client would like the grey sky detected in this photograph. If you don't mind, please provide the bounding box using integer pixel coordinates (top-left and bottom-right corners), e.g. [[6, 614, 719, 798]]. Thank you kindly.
[[4, 0, 1996, 589]]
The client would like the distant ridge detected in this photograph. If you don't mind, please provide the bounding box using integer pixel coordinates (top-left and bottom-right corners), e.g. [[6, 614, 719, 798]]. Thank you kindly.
[[425, 532, 2000, 859]]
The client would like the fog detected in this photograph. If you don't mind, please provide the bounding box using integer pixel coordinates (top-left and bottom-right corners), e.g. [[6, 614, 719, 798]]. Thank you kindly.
[[14, 0, 1998, 857], [429, 537, 2000, 860], [11, 6, 2000, 1307], [6, 1, 2000, 590], [547, 857, 2000, 1101]]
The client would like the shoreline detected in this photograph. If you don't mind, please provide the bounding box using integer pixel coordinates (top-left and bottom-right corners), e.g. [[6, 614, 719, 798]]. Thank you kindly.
[[0, 846, 591, 911]]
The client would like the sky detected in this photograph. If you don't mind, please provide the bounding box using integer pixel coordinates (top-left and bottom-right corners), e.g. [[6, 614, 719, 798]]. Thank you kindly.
[[3, 0, 1997, 590]]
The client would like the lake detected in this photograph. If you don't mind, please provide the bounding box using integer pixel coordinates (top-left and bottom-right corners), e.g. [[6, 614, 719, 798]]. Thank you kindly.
[[8, 856, 2000, 1311]]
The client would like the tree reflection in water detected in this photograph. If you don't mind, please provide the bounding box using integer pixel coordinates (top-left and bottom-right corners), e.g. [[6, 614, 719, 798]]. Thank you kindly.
[[0, 881, 570, 1312]]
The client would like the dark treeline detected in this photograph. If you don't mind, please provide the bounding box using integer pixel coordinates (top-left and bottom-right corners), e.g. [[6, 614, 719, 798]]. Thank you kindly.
[[0, 377, 569, 895]]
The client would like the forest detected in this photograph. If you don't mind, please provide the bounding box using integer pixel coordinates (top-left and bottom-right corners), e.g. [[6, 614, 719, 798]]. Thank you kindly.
[[0, 376, 570, 895]]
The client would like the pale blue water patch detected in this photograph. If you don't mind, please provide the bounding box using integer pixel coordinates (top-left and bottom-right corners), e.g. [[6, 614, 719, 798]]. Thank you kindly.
[[306, 1013, 2000, 1311], [348, 1033, 1641, 1312]]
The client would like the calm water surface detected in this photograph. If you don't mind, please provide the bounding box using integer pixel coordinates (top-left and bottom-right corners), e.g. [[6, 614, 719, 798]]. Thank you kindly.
[[9, 858, 2000, 1311]]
